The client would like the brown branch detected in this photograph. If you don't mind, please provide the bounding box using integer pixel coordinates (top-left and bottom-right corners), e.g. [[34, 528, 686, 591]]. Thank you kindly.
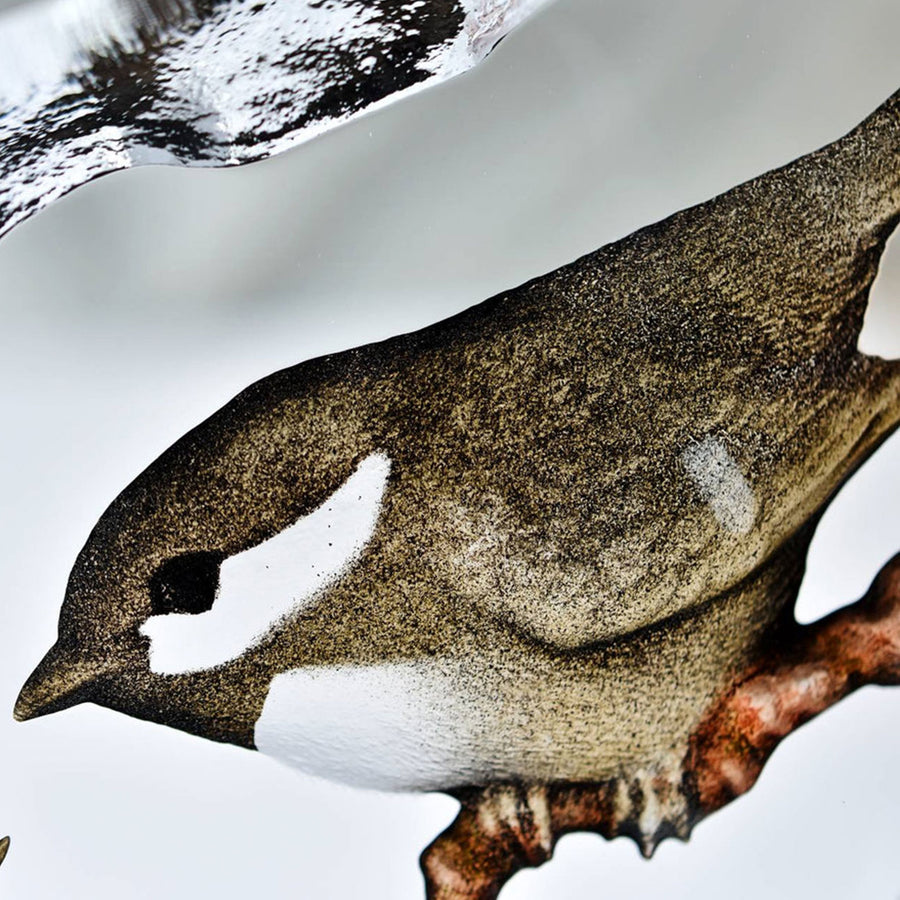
[[422, 552, 900, 899], [688, 551, 900, 814]]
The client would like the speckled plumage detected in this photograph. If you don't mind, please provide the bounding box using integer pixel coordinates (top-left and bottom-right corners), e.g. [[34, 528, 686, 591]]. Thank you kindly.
[[16, 87, 900, 893]]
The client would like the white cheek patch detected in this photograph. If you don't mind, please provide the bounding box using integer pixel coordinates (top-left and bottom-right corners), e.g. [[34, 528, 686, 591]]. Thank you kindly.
[[254, 662, 477, 791], [140, 452, 391, 675], [682, 435, 757, 535]]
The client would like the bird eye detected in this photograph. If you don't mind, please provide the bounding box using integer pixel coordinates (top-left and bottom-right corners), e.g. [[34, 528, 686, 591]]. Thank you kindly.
[[149, 551, 224, 616]]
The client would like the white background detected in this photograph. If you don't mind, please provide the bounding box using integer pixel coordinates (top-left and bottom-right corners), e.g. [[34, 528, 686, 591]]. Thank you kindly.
[[2, 0, 900, 896]]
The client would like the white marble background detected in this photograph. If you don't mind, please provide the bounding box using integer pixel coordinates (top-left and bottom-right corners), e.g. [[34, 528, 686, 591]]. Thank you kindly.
[[1, 0, 899, 896]]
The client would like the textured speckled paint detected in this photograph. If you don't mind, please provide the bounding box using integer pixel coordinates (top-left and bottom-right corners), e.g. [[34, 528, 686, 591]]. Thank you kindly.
[[16, 87, 900, 896]]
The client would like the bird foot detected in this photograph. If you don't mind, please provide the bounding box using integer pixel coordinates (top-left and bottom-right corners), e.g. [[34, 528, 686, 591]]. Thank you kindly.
[[421, 552, 900, 899]]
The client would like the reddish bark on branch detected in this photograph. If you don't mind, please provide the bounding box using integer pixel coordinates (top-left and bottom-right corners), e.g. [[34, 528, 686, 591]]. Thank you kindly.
[[421, 553, 900, 900]]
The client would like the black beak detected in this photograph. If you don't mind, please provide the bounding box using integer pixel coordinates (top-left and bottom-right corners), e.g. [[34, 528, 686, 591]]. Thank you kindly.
[[14, 642, 110, 722]]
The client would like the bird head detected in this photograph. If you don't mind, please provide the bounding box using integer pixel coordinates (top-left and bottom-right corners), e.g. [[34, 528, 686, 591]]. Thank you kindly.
[[12, 422, 268, 746], [14, 375, 388, 749]]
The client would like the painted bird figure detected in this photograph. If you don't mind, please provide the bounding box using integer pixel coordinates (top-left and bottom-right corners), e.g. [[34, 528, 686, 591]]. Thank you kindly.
[[16, 89, 900, 897]]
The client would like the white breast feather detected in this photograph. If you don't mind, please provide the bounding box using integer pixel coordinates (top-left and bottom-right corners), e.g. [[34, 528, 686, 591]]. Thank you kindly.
[[254, 662, 479, 791]]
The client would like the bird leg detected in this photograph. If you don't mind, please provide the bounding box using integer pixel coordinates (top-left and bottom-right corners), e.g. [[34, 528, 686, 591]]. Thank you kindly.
[[421, 552, 900, 899]]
